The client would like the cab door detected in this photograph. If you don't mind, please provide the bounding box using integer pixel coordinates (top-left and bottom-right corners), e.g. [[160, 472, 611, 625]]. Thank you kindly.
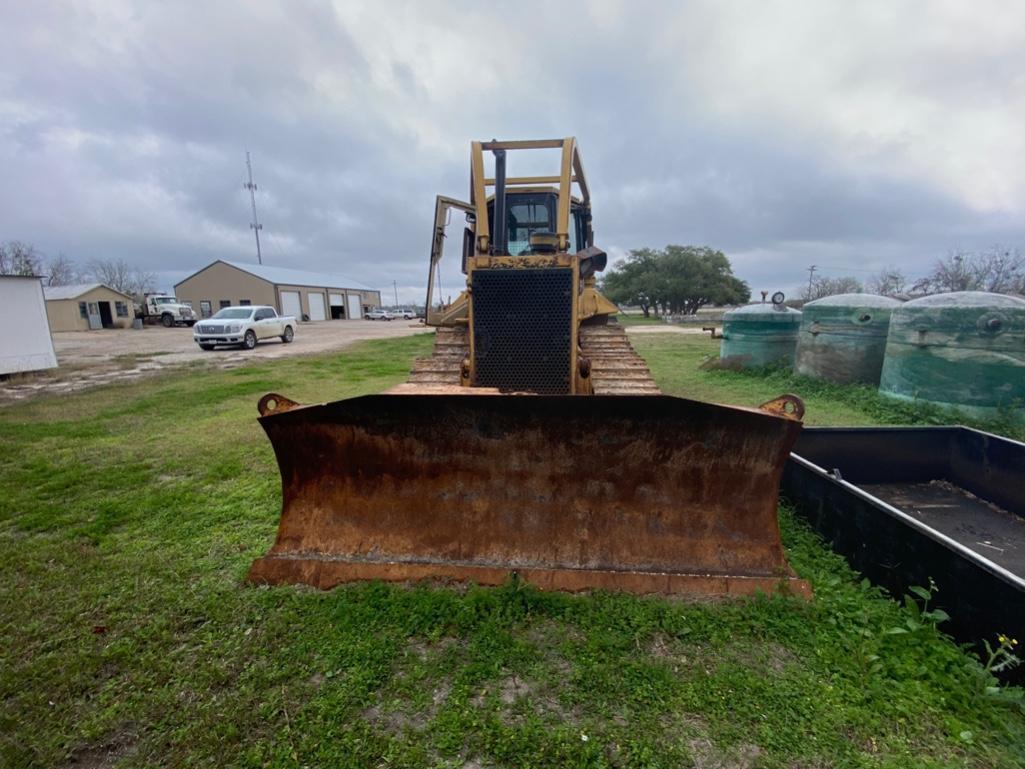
[[425, 195, 474, 326], [252, 308, 273, 338]]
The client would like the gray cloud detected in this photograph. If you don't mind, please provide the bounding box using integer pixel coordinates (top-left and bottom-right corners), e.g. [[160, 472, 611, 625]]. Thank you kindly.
[[2, 1, 1024, 303]]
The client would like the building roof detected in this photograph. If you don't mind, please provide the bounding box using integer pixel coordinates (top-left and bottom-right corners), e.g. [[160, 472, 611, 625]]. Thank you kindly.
[[176, 259, 374, 292], [43, 283, 133, 301]]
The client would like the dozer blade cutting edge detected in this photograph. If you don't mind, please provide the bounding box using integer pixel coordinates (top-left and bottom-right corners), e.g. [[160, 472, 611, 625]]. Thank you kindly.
[[247, 392, 811, 598]]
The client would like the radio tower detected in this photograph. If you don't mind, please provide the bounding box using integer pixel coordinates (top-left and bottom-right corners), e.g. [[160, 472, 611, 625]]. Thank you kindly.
[[244, 151, 263, 265]]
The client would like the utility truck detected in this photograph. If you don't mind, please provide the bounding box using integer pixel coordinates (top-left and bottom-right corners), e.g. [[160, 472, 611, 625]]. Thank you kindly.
[[136, 293, 196, 327]]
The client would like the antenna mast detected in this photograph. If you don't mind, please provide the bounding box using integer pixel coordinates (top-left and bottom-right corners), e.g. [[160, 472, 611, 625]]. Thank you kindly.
[[244, 151, 263, 265]]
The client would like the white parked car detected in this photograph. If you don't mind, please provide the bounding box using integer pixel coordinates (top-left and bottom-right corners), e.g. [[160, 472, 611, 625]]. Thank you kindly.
[[366, 308, 393, 320], [193, 306, 296, 350], [396, 309, 418, 320]]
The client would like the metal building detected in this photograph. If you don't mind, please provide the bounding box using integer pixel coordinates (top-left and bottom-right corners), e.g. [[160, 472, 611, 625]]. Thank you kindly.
[[43, 283, 136, 331], [174, 260, 381, 321], [1, 276, 57, 375]]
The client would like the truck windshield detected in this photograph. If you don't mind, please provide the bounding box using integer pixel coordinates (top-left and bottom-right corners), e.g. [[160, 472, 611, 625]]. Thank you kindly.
[[153, 297, 175, 304], [211, 308, 253, 319]]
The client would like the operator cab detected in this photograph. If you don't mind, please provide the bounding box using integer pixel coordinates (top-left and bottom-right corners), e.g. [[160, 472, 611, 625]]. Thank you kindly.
[[483, 191, 591, 257]]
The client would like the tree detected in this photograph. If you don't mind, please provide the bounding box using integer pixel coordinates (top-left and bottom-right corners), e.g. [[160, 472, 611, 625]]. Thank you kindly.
[[44, 252, 81, 286], [0, 240, 43, 276], [866, 266, 907, 297], [801, 275, 863, 302], [913, 247, 1025, 295], [600, 245, 750, 316], [87, 258, 156, 296], [601, 248, 658, 316]]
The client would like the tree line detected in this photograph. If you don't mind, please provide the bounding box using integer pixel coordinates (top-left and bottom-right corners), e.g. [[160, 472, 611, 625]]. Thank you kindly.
[[802, 246, 1025, 301], [0, 240, 156, 296]]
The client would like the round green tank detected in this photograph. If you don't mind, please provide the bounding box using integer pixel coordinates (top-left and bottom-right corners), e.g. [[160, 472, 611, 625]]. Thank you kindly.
[[879, 291, 1025, 419], [719, 303, 802, 368], [795, 293, 902, 384]]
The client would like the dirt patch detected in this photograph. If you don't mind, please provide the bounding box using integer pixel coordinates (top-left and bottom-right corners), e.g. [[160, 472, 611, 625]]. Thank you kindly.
[[647, 633, 799, 676], [626, 326, 713, 335], [65, 725, 138, 768], [363, 637, 459, 735], [1, 322, 427, 405], [405, 635, 458, 663], [362, 704, 424, 735], [687, 737, 762, 769]]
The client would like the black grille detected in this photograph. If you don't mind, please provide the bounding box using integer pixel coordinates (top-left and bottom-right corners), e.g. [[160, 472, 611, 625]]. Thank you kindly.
[[472, 268, 573, 394]]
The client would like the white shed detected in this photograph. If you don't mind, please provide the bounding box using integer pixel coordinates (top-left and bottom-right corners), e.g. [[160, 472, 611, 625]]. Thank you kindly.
[[0, 276, 58, 375]]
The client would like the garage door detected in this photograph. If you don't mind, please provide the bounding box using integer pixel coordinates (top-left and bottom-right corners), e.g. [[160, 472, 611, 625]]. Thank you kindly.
[[329, 293, 344, 307], [308, 292, 327, 321], [280, 291, 302, 319], [347, 294, 362, 319]]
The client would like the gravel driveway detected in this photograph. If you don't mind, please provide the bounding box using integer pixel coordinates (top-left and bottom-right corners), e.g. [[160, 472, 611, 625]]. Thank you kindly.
[[1, 320, 429, 404]]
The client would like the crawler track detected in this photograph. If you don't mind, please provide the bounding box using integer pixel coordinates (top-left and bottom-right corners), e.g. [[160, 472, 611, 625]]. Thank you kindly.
[[579, 322, 660, 395], [405, 320, 659, 394], [406, 326, 468, 387]]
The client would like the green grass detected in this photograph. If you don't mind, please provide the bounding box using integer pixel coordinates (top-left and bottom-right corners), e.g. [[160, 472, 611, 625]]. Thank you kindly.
[[615, 314, 669, 326], [2, 332, 1024, 767]]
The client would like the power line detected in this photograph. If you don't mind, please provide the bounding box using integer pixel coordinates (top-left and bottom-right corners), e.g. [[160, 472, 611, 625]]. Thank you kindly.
[[244, 150, 263, 265]]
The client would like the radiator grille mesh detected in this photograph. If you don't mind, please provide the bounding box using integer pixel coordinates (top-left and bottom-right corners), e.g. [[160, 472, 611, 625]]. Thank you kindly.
[[472, 268, 573, 394]]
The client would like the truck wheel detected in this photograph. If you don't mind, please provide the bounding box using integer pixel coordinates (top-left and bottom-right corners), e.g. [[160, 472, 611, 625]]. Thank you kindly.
[[281, 326, 294, 344], [243, 330, 257, 350], [199, 344, 215, 351], [161, 313, 174, 328]]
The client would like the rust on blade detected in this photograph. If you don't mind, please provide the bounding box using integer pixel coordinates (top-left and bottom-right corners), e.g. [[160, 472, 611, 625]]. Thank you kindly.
[[248, 393, 811, 598], [257, 392, 302, 417], [758, 394, 805, 421]]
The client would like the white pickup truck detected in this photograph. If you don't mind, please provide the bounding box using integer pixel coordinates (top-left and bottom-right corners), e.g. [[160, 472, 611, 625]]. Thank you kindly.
[[192, 305, 296, 350]]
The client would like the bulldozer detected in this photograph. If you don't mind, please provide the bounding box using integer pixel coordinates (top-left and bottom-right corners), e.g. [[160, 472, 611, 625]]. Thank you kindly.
[[248, 138, 811, 598]]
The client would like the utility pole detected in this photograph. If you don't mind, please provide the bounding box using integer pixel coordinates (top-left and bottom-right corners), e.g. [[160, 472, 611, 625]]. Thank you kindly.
[[806, 264, 817, 299], [244, 151, 263, 265], [393, 280, 399, 307]]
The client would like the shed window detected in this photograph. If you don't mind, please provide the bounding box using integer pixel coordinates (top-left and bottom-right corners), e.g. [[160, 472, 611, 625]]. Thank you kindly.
[[239, 299, 251, 306], [200, 300, 212, 318], [219, 300, 231, 309], [115, 301, 129, 317], [79, 301, 88, 319]]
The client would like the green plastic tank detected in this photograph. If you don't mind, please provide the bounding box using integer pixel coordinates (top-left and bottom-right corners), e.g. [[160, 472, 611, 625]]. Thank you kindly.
[[720, 303, 802, 368], [879, 291, 1025, 419], [795, 293, 902, 384]]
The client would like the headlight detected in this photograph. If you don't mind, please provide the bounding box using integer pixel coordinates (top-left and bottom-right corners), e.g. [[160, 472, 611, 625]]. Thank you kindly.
[[228, 323, 241, 333]]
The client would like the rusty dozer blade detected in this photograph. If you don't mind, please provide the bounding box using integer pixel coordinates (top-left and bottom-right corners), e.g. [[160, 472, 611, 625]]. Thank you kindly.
[[248, 393, 811, 598]]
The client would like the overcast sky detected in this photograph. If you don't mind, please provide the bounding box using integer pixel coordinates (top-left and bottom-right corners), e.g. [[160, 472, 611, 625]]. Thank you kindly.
[[3, 1, 1024, 303]]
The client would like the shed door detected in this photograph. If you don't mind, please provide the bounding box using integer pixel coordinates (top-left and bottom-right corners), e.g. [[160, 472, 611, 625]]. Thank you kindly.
[[280, 291, 302, 319], [308, 292, 326, 321], [347, 294, 363, 319], [329, 293, 344, 307], [87, 302, 102, 330]]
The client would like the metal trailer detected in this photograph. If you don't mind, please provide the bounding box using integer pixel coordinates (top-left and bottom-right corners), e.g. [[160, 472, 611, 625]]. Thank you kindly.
[[782, 426, 1025, 682]]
